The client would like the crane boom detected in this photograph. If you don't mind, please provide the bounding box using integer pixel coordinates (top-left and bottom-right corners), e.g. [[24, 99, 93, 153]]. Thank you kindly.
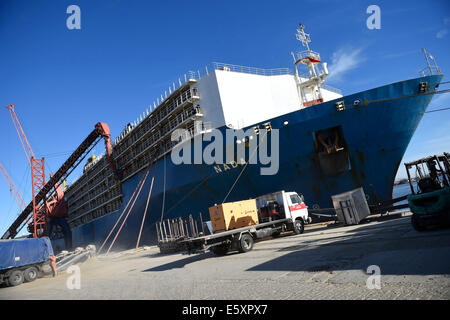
[[2, 122, 120, 239], [5, 104, 35, 163], [0, 162, 26, 210], [0, 162, 33, 235], [5, 104, 47, 237]]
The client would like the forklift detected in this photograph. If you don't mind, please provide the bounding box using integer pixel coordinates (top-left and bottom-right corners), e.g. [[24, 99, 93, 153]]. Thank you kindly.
[[404, 153, 450, 231]]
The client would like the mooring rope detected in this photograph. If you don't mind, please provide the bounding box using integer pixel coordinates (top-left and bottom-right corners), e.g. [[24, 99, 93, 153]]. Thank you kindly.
[[136, 163, 158, 249], [160, 155, 167, 222], [425, 106, 450, 113], [365, 88, 450, 105], [106, 169, 150, 254], [222, 130, 268, 204], [97, 171, 148, 254], [164, 173, 214, 216]]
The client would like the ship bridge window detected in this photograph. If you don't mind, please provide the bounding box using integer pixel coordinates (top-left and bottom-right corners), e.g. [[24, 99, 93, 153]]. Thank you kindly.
[[313, 126, 350, 176]]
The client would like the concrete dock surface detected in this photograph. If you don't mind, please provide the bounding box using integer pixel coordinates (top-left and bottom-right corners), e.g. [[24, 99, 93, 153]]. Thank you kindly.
[[1, 212, 449, 300]]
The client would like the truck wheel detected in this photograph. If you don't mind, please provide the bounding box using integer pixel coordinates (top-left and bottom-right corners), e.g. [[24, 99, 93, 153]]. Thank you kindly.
[[238, 233, 254, 253], [412, 214, 426, 232], [293, 219, 304, 235], [24, 267, 39, 282], [212, 244, 229, 256], [8, 270, 24, 287]]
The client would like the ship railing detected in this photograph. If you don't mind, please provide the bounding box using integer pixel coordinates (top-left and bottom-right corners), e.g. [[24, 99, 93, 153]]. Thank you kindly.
[[212, 62, 293, 76], [118, 111, 201, 183], [419, 49, 442, 76], [298, 70, 329, 80], [296, 50, 321, 62], [116, 106, 198, 168], [113, 88, 194, 157], [110, 95, 192, 166], [419, 65, 441, 76], [298, 72, 312, 79], [186, 70, 201, 81]]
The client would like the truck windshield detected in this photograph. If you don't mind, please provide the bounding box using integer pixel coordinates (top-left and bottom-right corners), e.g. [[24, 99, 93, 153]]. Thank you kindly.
[[290, 195, 301, 204]]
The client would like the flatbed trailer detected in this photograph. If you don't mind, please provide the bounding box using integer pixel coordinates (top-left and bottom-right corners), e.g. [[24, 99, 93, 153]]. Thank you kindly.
[[181, 218, 296, 255], [157, 190, 310, 255]]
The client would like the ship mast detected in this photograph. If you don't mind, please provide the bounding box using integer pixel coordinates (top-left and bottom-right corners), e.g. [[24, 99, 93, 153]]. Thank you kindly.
[[292, 24, 329, 107]]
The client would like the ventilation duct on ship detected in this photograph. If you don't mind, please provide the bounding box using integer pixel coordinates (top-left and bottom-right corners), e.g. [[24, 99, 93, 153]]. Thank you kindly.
[[322, 62, 328, 75], [314, 126, 350, 176]]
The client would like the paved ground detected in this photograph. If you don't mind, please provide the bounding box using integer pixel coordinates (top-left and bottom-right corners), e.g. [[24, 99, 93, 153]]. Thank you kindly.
[[1, 212, 449, 300]]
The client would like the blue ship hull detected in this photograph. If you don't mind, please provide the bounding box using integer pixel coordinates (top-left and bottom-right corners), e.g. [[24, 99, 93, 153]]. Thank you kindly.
[[54, 74, 443, 251]]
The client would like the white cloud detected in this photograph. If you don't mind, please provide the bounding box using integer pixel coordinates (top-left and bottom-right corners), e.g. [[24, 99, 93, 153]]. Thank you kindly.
[[429, 91, 450, 108], [326, 47, 365, 82], [436, 29, 448, 39], [425, 135, 450, 148], [384, 50, 417, 59]]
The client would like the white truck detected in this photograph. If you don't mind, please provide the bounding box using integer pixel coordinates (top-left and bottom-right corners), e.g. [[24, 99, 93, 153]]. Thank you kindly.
[[255, 190, 312, 236], [157, 190, 311, 255]]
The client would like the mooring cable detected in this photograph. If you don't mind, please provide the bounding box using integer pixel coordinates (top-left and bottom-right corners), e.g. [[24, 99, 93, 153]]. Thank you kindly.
[[425, 106, 450, 113], [136, 163, 158, 249], [164, 172, 216, 216], [160, 154, 167, 222], [97, 171, 147, 254], [106, 169, 150, 254], [365, 88, 450, 105], [222, 130, 268, 204]]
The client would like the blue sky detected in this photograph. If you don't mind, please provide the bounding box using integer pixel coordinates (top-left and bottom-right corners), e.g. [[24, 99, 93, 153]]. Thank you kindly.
[[0, 0, 449, 235]]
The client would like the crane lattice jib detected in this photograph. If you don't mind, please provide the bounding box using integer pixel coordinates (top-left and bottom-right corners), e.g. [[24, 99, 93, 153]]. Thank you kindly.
[[0, 161, 34, 235], [6, 104, 35, 163], [2, 122, 117, 239], [0, 161, 27, 210]]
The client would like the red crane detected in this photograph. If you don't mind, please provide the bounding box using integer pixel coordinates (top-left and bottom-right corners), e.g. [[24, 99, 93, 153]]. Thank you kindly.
[[0, 161, 34, 235], [2, 106, 120, 240], [6, 104, 36, 164], [0, 161, 27, 210], [6, 104, 47, 238]]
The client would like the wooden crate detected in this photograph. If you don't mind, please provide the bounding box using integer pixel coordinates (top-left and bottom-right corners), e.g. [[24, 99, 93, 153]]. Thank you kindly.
[[209, 199, 259, 233]]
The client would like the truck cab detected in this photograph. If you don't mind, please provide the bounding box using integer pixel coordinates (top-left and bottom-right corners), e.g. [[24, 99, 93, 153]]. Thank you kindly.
[[284, 191, 310, 223], [256, 190, 311, 233]]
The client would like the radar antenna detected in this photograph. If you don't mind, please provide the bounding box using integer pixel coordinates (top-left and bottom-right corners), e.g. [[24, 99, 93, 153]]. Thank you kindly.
[[291, 24, 330, 108], [296, 24, 311, 51]]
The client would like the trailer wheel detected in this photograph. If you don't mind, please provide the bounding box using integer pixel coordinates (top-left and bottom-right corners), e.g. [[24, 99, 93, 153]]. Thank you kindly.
[[293, 219, 304, 235], [8, 270, 24, 287], [24, 267, 39, 283], [238, 233, 254, 253]]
